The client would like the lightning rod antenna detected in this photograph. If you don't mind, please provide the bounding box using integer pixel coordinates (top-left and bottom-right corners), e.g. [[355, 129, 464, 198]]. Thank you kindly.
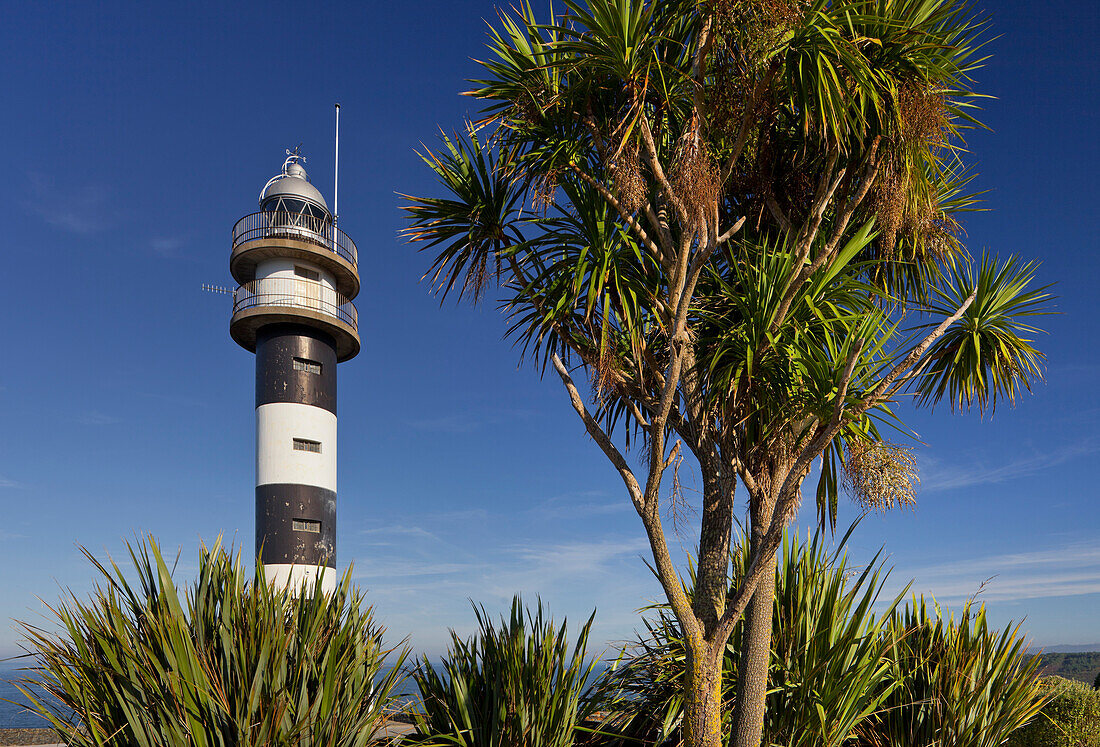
[[334, 103, 340, 228]]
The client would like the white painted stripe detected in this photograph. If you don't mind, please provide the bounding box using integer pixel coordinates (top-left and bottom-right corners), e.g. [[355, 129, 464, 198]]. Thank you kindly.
[[262, 563, 338, 594], [256, 257, 337, 291], [257, 402, 337, 491]]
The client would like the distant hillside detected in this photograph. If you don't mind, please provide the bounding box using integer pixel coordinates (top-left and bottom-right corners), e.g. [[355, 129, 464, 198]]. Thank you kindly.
[[1029, 651, 1100, 685]]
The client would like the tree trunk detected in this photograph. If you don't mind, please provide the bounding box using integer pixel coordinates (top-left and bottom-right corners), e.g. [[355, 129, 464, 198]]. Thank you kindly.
[[695, 466, 734, 631], [729, 550, 777, 747], [684, 640, 725, 747]]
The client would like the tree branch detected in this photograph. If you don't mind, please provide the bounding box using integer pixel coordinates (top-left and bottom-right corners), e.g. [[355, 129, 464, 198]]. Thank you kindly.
[[827, 338, 865, 431], [570, 164, 667, 266], [722, 60, 780, 183], [857, 290, 977, 414], [692, 15, 715, 120], [793, 148, 843, 263], [552, 354, 646, 512], [638, 116, 691, 229], [718, 215, 747, 245], [554, 351, 700, 639], [764, 193, 791, 233]]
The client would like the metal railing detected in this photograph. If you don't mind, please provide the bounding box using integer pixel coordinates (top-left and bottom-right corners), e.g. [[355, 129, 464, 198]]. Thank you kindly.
[[232, 211, 358, 267], [233, 276, 358, 330]]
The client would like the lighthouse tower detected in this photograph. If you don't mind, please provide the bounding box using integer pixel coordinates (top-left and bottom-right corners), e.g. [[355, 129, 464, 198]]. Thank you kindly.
[[229, 149, 359, 593]]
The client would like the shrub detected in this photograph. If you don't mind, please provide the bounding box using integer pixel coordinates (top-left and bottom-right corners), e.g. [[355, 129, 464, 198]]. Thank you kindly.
[[583, 529, 1048, 747], [409, 597, 596, 747], [1006, 676, 1100, 747], [864, 599, 1048, 747], [583, 529, 904, 747], [13, 537, 407, 747]]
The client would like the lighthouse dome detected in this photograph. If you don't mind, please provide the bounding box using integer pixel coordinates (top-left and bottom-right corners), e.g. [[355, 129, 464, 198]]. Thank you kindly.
[[259, 153, 330, 217]]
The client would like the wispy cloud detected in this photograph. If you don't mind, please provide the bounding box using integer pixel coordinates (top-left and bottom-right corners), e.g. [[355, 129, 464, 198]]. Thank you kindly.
[[150, 237, 186, 258], [405, 408, 538, 434], [898, 542, 1100, 603], [359, 524, 440, 546], [528, 491, 630, 520], [920, 440, 1099, 492], [348, 533, 658, 656], [0, 476, 22, 489], [22, 172, 116, 234], [135, 391, 212, 411], [509, 537, 651, 574], [405, 414, 482, 434], [420, 508, 492, 523], [76, 410, 120, 426], [353, 558, 488, 579]]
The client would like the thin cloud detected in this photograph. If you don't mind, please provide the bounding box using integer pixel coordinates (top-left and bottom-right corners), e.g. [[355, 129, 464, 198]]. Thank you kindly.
[[0, 476, 22, 489], [76, 410, 120, 426], [418, 508, 491, 523], [898, 542, 1100, 604], [22, 172, 115, 234], [347, 534, 659, 656], [358, 524, 440, 545], [921, 440, 1099, 492], [509, 537, 650, 573], [150, 237, 186, 258], [405, 414, 481, 433], [914, 545, 1100, 578], [405, 408, 538, 434], [529, 491, 630, 519], [352, 559, 485, 579]]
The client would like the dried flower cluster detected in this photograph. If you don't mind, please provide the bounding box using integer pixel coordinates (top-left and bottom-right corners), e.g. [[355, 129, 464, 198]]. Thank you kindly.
[[896, 82, 949, 147], [532, 169, 561, 212], [670, 125, 721, 229], [843, 441, 919, 512], [612, 136, 647, 214]]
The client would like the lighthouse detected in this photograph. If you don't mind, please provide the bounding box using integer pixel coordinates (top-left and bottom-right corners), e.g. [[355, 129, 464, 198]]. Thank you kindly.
[[229, 148, 359, 593]]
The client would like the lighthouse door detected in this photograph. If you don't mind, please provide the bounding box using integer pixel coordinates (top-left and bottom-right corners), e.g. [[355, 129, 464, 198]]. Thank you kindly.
[[294, 265, 323, 313]]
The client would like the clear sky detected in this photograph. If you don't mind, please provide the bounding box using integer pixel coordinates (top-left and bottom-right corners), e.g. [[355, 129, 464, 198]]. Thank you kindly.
[[0, 0, 1097, 659]]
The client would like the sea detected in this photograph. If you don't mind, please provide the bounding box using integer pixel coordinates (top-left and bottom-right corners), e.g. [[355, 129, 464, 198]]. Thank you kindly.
[[0, 660, 612, 731], [0, 662, 58, 729]]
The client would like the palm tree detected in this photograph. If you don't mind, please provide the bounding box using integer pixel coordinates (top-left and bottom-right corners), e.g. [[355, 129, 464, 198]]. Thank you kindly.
[[402, 2, 1051, 746]]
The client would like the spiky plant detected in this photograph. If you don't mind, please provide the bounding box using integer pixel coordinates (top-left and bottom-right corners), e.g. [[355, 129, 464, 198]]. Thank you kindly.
[[861, 598, 1049, 747], [583, 527, 905, 747], [409, 597, 596, 747], [11, 537, 407, 747]]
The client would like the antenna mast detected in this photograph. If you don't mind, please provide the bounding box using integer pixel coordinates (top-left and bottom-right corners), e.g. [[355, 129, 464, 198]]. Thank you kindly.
[[333, 103, 340, 228]]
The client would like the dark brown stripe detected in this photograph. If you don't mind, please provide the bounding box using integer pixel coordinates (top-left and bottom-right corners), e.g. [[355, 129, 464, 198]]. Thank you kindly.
[[255, 323, 337, 414], [256, 483, 336, 567]]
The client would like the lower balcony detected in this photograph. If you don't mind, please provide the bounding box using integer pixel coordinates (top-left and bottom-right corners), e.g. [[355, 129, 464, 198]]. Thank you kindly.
[[230, 276, 360, 361]]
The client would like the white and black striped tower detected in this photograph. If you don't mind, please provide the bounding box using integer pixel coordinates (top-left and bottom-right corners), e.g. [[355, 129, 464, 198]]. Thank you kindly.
[[229, 147, 360, 593]]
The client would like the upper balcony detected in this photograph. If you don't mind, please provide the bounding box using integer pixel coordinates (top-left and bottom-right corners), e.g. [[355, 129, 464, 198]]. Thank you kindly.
[[230, 211, 360, 299], [230, 276, 360, 361]]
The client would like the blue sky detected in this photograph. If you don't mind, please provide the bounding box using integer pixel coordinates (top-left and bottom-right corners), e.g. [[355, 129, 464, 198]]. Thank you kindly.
[[0, 0, 1097, 659]]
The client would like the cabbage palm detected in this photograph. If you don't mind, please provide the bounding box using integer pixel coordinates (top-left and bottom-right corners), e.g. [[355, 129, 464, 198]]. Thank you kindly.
[[402, 2, 1051, 746]]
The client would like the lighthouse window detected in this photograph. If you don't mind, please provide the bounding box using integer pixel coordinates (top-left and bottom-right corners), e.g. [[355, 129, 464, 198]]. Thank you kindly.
[[281, 198, 307, 215], [292, 519, 321, 534], [294, 265, 320, 281], [293, 438, 322, 453], [293, 357, 323, 375]]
